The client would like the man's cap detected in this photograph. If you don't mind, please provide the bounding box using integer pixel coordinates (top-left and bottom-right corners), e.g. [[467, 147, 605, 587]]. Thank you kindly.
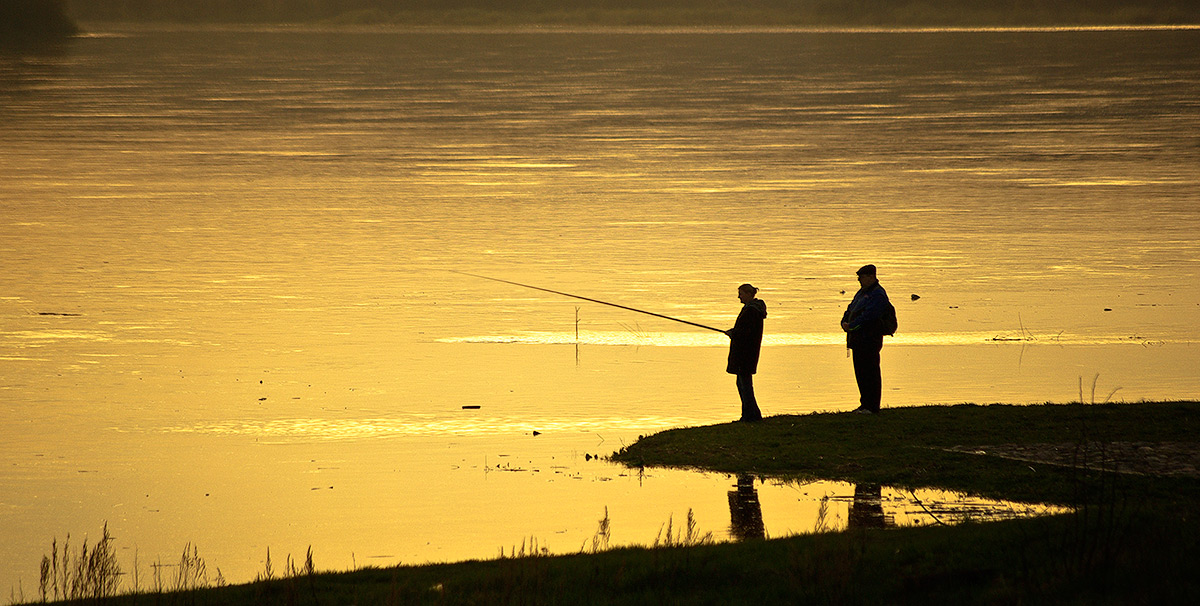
[[856, 264, 877, 276]]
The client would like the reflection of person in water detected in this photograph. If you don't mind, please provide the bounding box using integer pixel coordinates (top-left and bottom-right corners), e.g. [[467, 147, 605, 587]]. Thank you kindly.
[[725, 284, 766, 422], [727, 473, 766, 540], [848, 483, 889, 529]]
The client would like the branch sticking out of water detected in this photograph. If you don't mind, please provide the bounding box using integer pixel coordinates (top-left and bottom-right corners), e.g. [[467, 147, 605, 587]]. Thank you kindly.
[[1078, 374, 1123, 405], [991, 313, 1037, 342]]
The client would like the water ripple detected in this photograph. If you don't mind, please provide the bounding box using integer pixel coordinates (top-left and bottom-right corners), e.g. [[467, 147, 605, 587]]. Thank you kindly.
[[154, 415, 697, 441]]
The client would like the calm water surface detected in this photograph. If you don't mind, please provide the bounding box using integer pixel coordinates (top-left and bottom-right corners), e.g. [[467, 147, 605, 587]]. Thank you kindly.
[[1, 26, 1198, 592]]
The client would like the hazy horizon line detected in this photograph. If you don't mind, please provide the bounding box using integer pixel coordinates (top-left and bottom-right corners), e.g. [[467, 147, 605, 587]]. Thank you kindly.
[[75, 22, 1200, 36]]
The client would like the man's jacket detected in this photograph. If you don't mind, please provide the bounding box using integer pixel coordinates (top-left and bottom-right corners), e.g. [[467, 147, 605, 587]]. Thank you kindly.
[[842, 283, 889, 351]]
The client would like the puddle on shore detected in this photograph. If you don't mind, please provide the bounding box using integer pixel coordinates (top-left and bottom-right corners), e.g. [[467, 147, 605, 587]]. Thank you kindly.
[[552, 465, 1066, 547], [2, 431, 1067, 592], [724, 473, 1065, 538]]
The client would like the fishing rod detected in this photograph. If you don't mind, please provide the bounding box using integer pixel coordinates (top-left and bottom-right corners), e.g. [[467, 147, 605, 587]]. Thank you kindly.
[[452, 270, 726, 334]]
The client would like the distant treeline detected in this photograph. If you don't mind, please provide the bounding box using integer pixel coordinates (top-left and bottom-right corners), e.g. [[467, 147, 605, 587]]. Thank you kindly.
[[63, 0, 1200, 26], [2, 0, 78, 39]]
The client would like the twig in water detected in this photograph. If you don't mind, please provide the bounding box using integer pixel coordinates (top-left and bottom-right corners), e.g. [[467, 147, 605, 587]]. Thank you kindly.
[[618, 321, 652, 340], [813, 496, 831, 533], [1079, 374, 1123, 404], [991, 313, 1037, 342], [908, 491, 948, 527]]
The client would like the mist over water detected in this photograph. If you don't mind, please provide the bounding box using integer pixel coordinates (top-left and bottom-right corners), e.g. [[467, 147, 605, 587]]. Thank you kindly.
[[1, 27, 1198, 591]]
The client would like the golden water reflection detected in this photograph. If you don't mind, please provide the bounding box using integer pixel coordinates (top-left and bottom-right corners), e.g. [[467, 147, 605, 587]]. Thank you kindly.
[[2, 27, 1195, 594], [158, 415, 697, 441], [439, 330, 1179, 347], [739, 475, 1065, 537], [0, 429, 1067, 592]]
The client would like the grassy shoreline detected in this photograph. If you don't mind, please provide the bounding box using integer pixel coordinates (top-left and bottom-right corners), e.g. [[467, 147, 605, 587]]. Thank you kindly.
[[613, 401, 1200, 507], [29, 401, 1200, 604]]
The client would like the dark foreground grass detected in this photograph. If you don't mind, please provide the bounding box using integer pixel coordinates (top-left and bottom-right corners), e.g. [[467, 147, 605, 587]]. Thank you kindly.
[[42, 402, 1200, 605], [70, 513, 1200, 605]]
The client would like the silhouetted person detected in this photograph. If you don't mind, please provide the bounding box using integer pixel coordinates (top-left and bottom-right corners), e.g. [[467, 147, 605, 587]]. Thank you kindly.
[[840, 265, 891, 414], [726, 284, 765, 422], [727, 473, 766, 540], [848, 483, 889, 529]]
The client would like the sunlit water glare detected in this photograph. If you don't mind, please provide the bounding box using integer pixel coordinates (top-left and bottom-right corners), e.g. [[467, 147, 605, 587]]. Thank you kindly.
[[1, 25, 1198, 593]]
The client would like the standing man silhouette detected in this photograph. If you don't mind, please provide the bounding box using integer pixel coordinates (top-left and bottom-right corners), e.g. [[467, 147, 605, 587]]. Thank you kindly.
[[726, 284, 766, 422], [841, 265, 891, 414]]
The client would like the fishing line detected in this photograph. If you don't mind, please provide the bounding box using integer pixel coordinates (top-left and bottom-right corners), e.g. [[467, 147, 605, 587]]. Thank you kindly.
[[451, 270, 726, 333]]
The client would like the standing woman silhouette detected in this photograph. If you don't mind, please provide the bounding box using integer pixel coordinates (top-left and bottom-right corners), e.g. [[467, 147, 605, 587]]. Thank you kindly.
[[725, 284, 766, 422]]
